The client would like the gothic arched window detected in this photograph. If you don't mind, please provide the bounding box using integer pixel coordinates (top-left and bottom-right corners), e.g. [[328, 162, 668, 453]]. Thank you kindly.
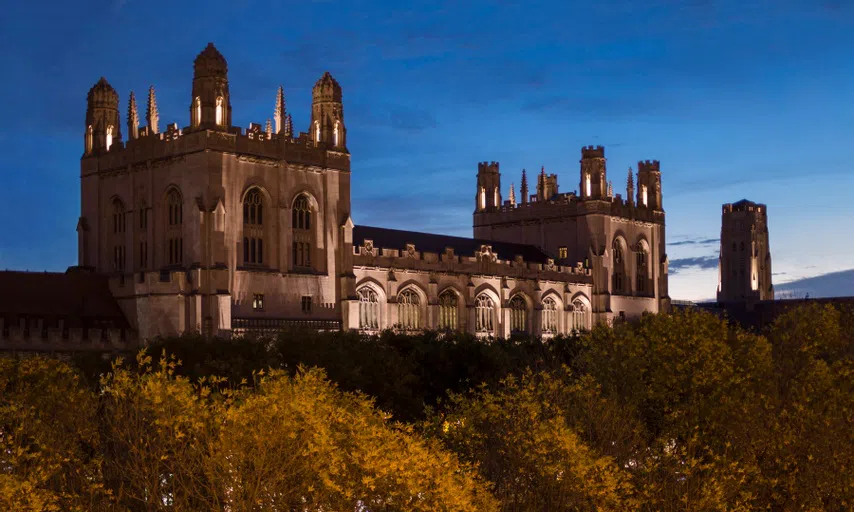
[[397, 289, 421, 331], [613, 240, 625, 294], [105, 125, 114, 151], [438, 290, 458, 330], [215, 96, 223, 126], [636, 246, 648, 294], [358, 287, 380, 330], [292, 194, 313, 269], [165, 189, 183, 265], [570, 299, 588, 332], [193, 97, 201, 127], [85, 125, 93, 154], [243, 188, 264, 265], [111, 199, 126, 271], [333, 121, 340, 147], [475, 294, 495, 333], [542, 296, 558, 334], [509, 295, 527, 334], [314, 121, 321, 143]]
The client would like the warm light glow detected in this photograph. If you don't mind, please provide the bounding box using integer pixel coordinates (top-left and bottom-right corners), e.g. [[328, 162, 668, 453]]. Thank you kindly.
[[494, 187, 499, 207], [215, 97, 223, 125], [585, 174, 591, 197], [333, 122, 340, 146], [314, 121, 321, 142], [85, 125, 93, 153], [105, 125, 113, 151], [479, 187, 486, 210], [641, 185, 648, 206], [193, 97, 201, 126]]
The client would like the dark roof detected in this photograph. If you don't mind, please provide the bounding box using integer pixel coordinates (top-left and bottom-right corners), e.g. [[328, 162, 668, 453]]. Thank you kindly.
[[0, 269, 130, 328], [353, 225, 552, 264]]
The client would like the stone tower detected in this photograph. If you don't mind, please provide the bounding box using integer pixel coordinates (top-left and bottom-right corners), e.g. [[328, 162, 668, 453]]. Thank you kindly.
[[579, 146, 607, 200], [84, 78, 121, 155], [637, 160, 663, 210], [310, 72, 346, 149], [189, 43, 231, 130], [717, 199, 773, 302], [475, 161, 501, 212]]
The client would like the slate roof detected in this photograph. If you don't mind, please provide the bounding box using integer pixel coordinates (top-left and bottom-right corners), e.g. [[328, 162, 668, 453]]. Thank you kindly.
[[353, 225, 553, 264], [0, 269, 130, 328]]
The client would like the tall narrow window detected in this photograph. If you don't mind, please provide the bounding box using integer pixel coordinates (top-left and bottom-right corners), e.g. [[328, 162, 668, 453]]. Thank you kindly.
[[165, 189, 183, 265], [570, 300, 588, 332], [636, 247, 648, 294], [542, 297, 558, 334], [333, 122, 340, 147], [85, 125, 93, 154], [475, 294, 494, 333], [106, 125, 114, 151], [215, 96, 223, 126], [438, 290, 458, 330], [493, 187, 499, 208], [193, 97, 201, 127], [509, 295, 527, 334], [397, 289, 421, 331], [292, 194, 312, 269], [243, 188, 264, 265], [558, 247, 568, 259], [613, 240, 625, 294], [479, 187, 486, 210], [641, 185, 648, 207], [585, 173, 592, 197], [358, 287, 379, 330], [111, 199, 126, 271]]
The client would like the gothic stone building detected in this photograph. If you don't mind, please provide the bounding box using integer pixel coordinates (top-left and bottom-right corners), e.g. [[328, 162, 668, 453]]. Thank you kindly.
[[2, 43, 670, 349]]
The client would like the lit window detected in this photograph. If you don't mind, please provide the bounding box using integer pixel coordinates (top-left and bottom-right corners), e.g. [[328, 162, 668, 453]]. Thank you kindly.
[[314, 121, 320, 142], [252, 294, 264, 311], [397, 289, 421, 330], [301, 296, 312, 314], [243, 188, 264, 265], [358, 287, 379, 329], [438, 290, 458, 330], [193, 97, 201, 126], [570, 300, 588, 332], [475, 294, 494, 333], [479, 187, 486, 210], [106, 125, 114, 151], [641, 185, 648, 206], [333, 122, 340, 147], [585, 173, 591, 197], [509, 295, 527, 334], [85, 125, 93, 154], [215, 97, 223, 126], [558, 247, 568, 259], [542, 297, 558, 334], [494, 187, 499, 208]]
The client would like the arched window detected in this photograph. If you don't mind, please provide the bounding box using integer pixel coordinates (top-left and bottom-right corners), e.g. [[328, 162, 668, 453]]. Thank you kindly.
[[475, 294, 494, 333], [397, 289, 421, 331], [193, 97, 201, 127], [358, 287, 380, 330], [636, 246, 648, 294], [493, 187, 499, 208], [509, 295, 527, 334], [106, 125, 114, 151], [641, 184, 648, 206], [85, 125, 93, 154], [243, 188, 264, 265], [165, 189, 183, 265], [585, 173, 592, 197], [333, 122, 340, 147], [479, 187, 486, 210], [438, 290, 458, 330], [542, 296, 558, 334], [215, 97, 223, 126], [613, 240, 625, 294], [292, 194, 313, 269], [570, 299, 588, 332], [314, 121, 321, 142], [111, 199, 126, 271]]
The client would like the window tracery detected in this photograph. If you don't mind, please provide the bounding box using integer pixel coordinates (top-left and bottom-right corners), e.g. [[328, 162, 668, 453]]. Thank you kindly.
[[243, 188, 264, 265], [358, 287, 380, 330], [438, 290, 458, 330], [509, 295, 527, 334], [397, 289, 421, 331], [165, 189, 183, 265], [292, 194, 313, 269], [542, 296, 558, 334], [475, 294, 495, 333]]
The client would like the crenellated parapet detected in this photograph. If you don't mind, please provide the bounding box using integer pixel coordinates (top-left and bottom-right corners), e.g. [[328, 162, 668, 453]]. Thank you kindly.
[[0, 315, 137, 353], [353, 239, 592, 284]]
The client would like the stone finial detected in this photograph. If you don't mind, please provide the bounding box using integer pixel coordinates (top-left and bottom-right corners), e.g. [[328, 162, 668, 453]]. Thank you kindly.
[[127, 91, 139, 140], [274, 85, 285, 134], [265, 118, 272, 137], [146, 86, 159, 134], [607, 180, 613, 197], [285, 113, 293, 138], [509, 183, 516, 206], [520, 169, 529, 205], [627, 167, 635, 206]]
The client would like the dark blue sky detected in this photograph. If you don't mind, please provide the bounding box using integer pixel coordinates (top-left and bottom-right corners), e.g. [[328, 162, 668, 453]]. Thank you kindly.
[[1, 0, 853, 299]]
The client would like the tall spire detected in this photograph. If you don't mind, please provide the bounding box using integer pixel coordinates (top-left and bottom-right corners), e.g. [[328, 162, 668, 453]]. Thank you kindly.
[[509, 183, 516, 206], [265, 118, 272, 138], [285, 113, 293, 138], [520, 169, 529, 205], [127, 91, 139, 140], [146, 85, 159, 134], [627, 167, 635, 206], [607, 180, 613, 197], [274, 85, 286, 134]]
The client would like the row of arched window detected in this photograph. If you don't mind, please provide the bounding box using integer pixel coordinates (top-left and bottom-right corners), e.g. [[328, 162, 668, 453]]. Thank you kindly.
[[107, 187, 316, 272], [612, 237, 652, 296], [357, 287, 590, 335]]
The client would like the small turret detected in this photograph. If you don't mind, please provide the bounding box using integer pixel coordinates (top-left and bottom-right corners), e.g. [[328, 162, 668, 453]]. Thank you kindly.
[[637, 160, 662, 210], [274, 85, 286, 134], [579, 145, 607, 200], [509, 183, 516, 206], [190, 43, 231, 130], [265, 118, 272, 138], [626, 167, 635, 206], [285, 113, 293, 138], [520, 169, 529, 205], [310, 72, 345, 148], [84, 77, 121, 155], [127, 91, 139, 140], [475, 161, 501, 212], [146, 85, 159, 134]]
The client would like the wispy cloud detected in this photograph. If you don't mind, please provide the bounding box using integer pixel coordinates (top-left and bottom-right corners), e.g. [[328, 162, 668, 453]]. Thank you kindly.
[[668, 237, 720, 247], [670, 255, 718, 274]]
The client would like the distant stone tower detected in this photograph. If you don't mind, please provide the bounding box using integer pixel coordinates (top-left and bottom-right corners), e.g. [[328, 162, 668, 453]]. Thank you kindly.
[[84, 77, 121, 155], [189, 43, 231, 130], [718, 199, 773, 302], [579, 146, 607, 200], [475, 161, 501, 212], [310, 72, 346, 149]]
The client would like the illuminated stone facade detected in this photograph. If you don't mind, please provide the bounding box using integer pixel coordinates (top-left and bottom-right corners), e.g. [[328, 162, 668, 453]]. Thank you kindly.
[[717, 199, 773, 302], [77, 43, 667, 341]]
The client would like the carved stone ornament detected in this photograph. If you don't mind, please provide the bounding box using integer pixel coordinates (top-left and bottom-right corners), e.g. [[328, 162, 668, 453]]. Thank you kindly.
[[545, 258, 556, 271], [405, 244, 417, 259], [477, 245, 497, 263], [360, 239, 375, 256]]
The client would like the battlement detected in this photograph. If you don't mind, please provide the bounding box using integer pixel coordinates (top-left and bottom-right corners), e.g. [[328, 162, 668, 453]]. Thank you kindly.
[[638, 160, 661, 173], [581, 145, 605, 159], [0, 316, 137, 353], [723, 199, 766, 215], [478, 161, 500, 173]]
